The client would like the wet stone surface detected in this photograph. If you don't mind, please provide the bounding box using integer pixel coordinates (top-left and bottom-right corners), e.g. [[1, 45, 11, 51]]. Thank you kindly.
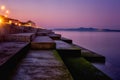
[[10, 50, 73, 80], [55, 40, 80, 50], [32, 36, 54, 43], [48, 34, 61, 40], [0, 42, 29, 66], [31, 36, 56, 49]]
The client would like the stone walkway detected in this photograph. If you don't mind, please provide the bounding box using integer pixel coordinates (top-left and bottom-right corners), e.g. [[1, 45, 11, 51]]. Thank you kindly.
[[10, 50, 73, 80], [0, 42, 29, 66]]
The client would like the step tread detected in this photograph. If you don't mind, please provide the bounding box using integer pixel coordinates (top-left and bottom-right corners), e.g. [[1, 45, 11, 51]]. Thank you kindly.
[[9, 33, 35, 36], [10, 50, 73, 80], [55, 40, 80, 50], [0, 42, 29, 66], [32, 36, 54, 43]]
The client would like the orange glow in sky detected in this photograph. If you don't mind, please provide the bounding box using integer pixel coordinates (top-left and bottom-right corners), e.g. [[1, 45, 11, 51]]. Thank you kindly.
[[0, 0, 120, 29], [0, 5, 10, 18]]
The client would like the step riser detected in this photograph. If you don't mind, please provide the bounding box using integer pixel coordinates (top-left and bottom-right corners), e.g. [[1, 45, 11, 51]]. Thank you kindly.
[[73, 44, 105, 62], [48, 34, 61, 40], [31, 36, 56, 49], [31, 43, 56, 50], [6, 33, 35, 42], [61, 37, 72, 44], [57, 50, 81, 57], [37, 32, 54, 36]]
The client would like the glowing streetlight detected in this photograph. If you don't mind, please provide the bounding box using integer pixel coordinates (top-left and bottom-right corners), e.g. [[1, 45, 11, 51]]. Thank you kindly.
[[15, 23, 18, 25], [9, 20, 12, 24], [1, 5, 5, 10], [0, 5, 10, 18], [18, 23, 21, 26], [0, 17, 3, 24], [0, 19, 2, 23]]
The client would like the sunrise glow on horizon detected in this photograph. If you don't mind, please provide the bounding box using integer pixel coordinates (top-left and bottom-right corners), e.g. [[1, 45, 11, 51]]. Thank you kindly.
[[0, 0, 120, 29]]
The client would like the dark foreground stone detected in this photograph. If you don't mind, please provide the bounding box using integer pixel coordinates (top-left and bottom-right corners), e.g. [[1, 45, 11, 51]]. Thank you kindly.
[[0, 42, 30, 79], [61, 37, 72, 44], [59, 56, 112, 80], [9, 50, 73, 80], [55, 40, 81, 57]]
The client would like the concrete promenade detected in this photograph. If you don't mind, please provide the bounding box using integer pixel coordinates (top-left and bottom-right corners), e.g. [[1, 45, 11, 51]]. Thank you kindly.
[[0, 27, 112, 80]]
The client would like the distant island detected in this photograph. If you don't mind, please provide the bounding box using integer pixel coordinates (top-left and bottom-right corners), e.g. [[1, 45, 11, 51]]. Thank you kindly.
[[54, 27, 120, 32]]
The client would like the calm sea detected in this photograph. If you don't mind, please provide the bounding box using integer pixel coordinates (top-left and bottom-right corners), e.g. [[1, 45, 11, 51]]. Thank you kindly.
[[55, 31, 120, 80]]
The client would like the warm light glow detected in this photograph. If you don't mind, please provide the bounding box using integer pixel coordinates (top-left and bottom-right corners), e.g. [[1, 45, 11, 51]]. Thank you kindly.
[[9, 20, 12, 24], [6, 10, 9, 14], [4, 15, 8, 17], [0, 19, 2, 23], [18, 23, 21, 26], [1, 5, 5, 10], [15, 23, 18, 25], [0, 18, 3, 24]]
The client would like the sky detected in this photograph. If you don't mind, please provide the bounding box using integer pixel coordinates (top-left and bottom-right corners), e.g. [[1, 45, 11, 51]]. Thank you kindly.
[[0, 0, 120, 29]]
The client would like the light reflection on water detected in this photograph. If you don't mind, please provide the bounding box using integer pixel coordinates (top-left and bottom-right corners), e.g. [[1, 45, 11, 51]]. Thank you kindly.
[[55, 31, 120, 80]]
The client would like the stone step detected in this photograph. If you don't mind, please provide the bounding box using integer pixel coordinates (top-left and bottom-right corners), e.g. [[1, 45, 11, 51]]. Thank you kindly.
[[37, 31, 54, 36], [37, 29, 54, 36], [61, 37, 72, 44], [0, 42, 30, 79], [6, 33, 36, 42], [60, 57, 112, 80], [37, 29, 53, 33], [48, 34, 61, 40], [81, 49, 105, 62], [9, 50, 73, 80], [72, 44, 105, 62], [55, 40, 81, 57], [31, 36, 56, 49]]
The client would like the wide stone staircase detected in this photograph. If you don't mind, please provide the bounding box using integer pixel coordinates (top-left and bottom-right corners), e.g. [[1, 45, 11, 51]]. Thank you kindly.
[[0, 28, 111, 80]]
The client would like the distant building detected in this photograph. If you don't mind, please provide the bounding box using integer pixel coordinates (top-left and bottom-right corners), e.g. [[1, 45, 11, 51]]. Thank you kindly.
[[0, 15, 21, 25], [21, 20, 36, 27], [0, 15, 36, 27]]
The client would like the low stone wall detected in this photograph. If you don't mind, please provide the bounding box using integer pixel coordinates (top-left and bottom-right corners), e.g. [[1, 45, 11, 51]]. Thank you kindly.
[[0, 24, 37, 42]]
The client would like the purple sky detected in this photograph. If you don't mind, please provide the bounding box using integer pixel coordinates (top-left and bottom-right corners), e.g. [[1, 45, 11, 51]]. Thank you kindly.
[[0, 0, 120, 29]]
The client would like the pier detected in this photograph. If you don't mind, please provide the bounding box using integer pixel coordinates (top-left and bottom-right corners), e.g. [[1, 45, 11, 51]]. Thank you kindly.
[[0, 24, 112, 80]]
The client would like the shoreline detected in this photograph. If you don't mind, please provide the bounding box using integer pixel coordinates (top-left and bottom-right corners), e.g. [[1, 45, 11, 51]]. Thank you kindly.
[[0, 24, 112, 80]]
